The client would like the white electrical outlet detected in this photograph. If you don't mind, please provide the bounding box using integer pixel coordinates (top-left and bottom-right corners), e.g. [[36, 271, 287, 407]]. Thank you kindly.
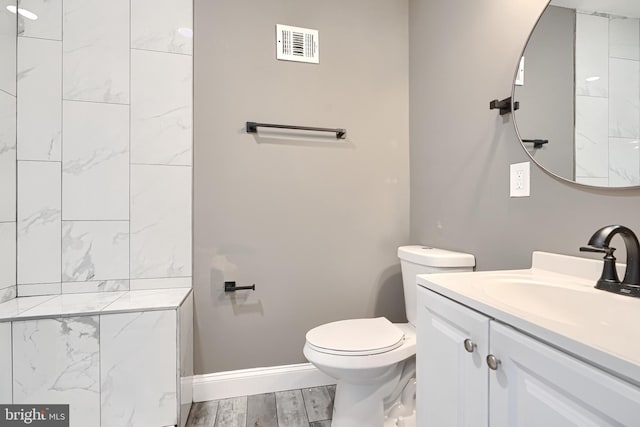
[[510, 162, 530, 197]]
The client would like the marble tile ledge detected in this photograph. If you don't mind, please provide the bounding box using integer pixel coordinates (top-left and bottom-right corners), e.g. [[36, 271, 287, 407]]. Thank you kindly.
[[0, 287, 192, 322]]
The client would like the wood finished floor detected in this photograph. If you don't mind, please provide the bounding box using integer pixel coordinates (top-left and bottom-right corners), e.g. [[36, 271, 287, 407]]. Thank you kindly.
[[186, 385, 336, 427]]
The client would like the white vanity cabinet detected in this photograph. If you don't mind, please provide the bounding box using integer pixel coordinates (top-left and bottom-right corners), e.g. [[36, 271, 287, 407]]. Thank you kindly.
[[418, 287, 640, 427]]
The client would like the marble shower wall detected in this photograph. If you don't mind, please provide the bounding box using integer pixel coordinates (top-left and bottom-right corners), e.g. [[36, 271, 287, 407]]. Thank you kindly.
[[575, 12, 640, 187], [0, 1, 17, 303], [4, 0, 192, 300]]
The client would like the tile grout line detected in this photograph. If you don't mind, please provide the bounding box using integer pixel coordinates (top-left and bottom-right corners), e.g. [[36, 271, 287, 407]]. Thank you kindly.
[[13, 0, 17, 299], [128, 0, 132, 295], [60, 0, 64, 300], [13, 159, 61, 163], [16, 34, 62, 42], [131, 46, 193, 57], [299, 387, 311, 426], [60, 98, 129, 106], [245, 395, 249, 427], [190, 0, 195, 299], [212, 399, 220, 427], [130, 162, 192, 167], [273, 399, 278, 427], [10, 320, 13, 404]]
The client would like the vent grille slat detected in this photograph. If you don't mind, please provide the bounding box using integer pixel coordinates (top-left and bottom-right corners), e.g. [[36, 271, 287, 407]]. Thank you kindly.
[[282, 30, 290, 55], [292, 31, 304, 56]]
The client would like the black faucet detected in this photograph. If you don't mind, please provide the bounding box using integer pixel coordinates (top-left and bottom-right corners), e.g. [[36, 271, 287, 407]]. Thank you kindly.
[[580, 225, 640, 298]]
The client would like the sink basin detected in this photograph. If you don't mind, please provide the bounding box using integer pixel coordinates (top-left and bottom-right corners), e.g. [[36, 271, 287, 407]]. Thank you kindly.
[[470, 272, 634, 328]]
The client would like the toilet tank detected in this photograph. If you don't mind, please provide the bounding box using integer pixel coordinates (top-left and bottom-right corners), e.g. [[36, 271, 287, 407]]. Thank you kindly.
[[398, 246, 475, 325]]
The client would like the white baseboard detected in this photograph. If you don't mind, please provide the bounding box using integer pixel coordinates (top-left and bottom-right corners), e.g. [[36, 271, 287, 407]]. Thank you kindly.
[[192, 363, 335, 402]]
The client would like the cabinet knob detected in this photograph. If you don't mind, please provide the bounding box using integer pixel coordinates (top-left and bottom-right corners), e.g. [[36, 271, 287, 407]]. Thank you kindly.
[[463, 338, 476, 353], [486, 354, 501, 370]]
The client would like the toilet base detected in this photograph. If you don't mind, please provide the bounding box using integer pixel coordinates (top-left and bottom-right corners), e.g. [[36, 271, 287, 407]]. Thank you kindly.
[[331, 379, 396, 427], [384, 377, 416, 427], [330, 359, 416, 427]]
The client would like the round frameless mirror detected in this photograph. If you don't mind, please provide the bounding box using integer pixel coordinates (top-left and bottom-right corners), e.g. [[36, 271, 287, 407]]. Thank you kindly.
[[512, 0, 640, 188]]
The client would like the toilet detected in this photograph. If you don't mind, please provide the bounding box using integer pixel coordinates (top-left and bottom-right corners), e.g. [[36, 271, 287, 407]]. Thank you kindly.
[[303, 246, 475, 427]]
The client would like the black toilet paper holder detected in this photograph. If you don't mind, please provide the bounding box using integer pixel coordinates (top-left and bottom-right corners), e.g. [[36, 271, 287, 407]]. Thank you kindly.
[[224, 281, 256, 292]]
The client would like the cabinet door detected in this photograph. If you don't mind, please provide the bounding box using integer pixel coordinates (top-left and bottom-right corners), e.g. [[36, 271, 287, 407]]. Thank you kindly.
[[417, 288, 490, 427], [489, 322, 640, 427]]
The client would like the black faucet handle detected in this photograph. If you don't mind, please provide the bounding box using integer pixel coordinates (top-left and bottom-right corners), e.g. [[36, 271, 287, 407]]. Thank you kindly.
[[580, 246, 616, 256], [580, 246, 620, 291]]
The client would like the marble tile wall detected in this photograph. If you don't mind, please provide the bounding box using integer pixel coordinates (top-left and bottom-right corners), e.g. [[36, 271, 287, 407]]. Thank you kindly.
[[0, 321, 10, 403], [17, 161, 61, 289], [0, 1, 16, 97], [13, 317, 101, 425], [0, 1, 17, 303], [2, 0, 193, 299], [100, 310, 178, 426], [17, 36, 61, 161], [575, 12, 640, 187]]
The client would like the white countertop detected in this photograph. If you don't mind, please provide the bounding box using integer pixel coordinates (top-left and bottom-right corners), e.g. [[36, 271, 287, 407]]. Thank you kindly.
[[0, 288, 192, 322], [417, 252, 640, 386]]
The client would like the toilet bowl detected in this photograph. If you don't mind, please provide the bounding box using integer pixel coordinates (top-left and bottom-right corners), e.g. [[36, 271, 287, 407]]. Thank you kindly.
[[303, 246, 475, 427], [304, 320, 416, 427]]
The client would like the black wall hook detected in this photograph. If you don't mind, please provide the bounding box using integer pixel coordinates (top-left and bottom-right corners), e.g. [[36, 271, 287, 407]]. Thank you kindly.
[[224, 281, 256, 292], [489, 97, 519, 115]]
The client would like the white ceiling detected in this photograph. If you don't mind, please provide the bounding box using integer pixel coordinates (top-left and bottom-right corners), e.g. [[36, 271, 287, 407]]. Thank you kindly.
[[551, 0, 640, 18]]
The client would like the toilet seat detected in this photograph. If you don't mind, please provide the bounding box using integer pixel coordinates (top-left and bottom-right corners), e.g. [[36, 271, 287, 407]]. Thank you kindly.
[[306, 317, 405, 356]]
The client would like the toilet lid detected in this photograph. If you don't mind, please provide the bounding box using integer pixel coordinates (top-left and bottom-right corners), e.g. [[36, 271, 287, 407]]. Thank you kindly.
[[306, 318, 405, 356]]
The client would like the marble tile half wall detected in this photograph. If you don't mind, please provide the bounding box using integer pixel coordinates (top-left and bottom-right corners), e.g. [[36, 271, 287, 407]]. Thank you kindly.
[[2, 0, 193, 301]]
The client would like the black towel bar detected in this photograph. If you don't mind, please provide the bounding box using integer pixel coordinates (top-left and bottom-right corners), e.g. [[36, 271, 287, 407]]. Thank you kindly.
[[246, 122, 346, 139]]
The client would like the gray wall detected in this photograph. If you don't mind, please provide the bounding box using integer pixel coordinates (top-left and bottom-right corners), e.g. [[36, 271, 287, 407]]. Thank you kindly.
[[193, 0, 409, 374], [409, 0, 640, 272], [514, 5, 575, 180]]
